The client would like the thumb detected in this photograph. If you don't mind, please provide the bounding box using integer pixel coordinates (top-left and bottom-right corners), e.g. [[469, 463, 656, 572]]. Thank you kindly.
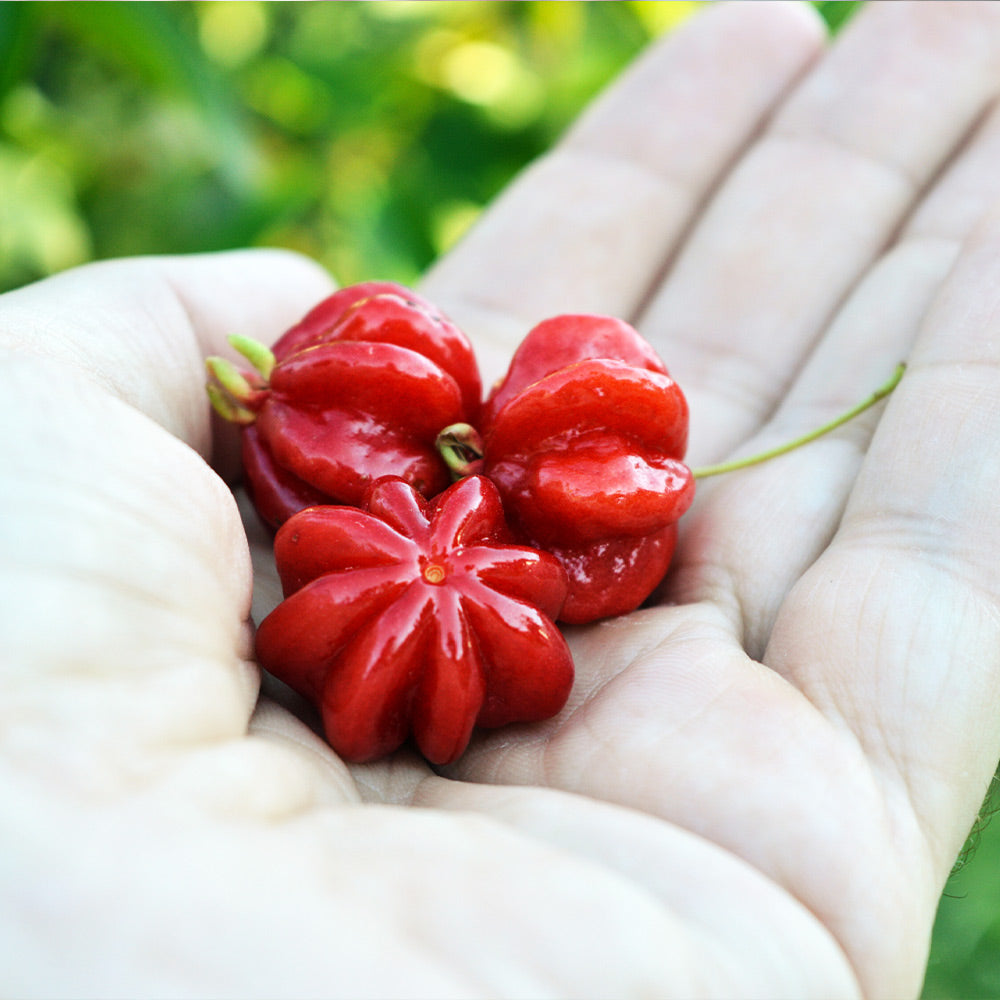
[[0, 249, 334, 463], [0, 248, 334, 784]]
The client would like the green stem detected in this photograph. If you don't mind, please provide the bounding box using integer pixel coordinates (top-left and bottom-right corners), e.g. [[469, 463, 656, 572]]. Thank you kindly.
[[691, 362, 906, 480]]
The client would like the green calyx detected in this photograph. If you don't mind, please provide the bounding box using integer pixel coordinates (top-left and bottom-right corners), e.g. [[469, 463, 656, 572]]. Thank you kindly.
[[436, 423, 486, 481], [204, 334, 276, 426]]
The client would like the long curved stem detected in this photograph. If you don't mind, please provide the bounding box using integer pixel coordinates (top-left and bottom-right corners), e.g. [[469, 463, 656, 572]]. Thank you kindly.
[[691, 362, 905, 480]]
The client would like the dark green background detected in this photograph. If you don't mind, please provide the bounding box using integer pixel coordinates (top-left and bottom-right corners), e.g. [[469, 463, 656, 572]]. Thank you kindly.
[[1, 3, 997, 995]]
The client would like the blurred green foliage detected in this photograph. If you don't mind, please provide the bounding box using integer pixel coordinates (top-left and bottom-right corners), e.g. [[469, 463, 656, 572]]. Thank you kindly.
[[0, 0, 706, 293], [925, 787, 1000, 999], [1, 2, 997, 997]]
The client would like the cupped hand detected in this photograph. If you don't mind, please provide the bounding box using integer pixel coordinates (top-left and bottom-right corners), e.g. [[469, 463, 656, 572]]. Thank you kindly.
[[5, 3, 1000, 998]]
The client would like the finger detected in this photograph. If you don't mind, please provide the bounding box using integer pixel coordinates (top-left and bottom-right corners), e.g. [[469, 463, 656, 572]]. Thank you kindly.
[[419, 1, 824, 382], [904, 96, 1000, 242], [665, 239, 954, 657], [669, 92, 1000, 654], [765, 205, 1000, 880], [0, 356, 260, 777], [639, 0, 1000, 465], [0, 249, 334, 459]]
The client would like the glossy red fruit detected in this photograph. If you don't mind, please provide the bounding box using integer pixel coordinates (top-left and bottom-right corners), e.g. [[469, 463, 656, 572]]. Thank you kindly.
[[479, 315, 695, 624], [208, 284, 482, 528], [272, 282, 481, 417], [254, 475, 574, 765]]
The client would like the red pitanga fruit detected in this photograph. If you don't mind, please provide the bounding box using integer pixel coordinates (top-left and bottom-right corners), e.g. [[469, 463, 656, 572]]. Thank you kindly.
[[477, 315, 695, 624], [254, 475, 574, 765], [206, 282, 482, 529]]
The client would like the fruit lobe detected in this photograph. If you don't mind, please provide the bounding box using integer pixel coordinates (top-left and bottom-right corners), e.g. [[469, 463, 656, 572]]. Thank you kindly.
[[479, 315, 694, 623]]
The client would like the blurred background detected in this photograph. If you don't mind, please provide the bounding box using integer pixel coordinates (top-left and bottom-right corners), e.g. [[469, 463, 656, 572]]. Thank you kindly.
[[0, 0, 710, 293], [0, 2, 996, 995]]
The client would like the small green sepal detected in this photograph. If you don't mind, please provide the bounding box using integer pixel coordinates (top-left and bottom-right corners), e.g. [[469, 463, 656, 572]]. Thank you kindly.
[[205, 356, 255, 402], [206, 382, 256, 426], [228, 334, 275, 381]]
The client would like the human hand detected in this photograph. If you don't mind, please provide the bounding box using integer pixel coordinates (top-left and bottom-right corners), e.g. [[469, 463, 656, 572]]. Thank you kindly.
[[4, 3, 1000, 997]]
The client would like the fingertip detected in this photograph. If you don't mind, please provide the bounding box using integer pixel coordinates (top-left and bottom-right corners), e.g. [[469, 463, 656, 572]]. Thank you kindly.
[[699, 0, 828, 46], [156, 248, 338, 358], [0, 249, 339, 460]]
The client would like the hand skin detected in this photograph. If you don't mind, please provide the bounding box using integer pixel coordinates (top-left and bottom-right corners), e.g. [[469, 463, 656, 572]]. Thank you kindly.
[[4, 1, 1000, 996]]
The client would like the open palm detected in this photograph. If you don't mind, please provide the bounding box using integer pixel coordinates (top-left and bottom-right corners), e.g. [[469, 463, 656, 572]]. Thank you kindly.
[[5, 3, 1000, 997]]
